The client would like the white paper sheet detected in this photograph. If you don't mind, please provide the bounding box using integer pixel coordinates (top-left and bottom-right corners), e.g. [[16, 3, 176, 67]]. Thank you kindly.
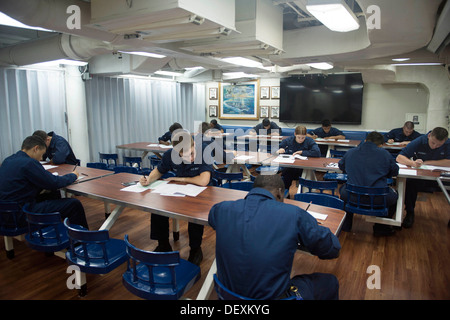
[[399, 168, 417, 176], [307, 210, 328, 221]]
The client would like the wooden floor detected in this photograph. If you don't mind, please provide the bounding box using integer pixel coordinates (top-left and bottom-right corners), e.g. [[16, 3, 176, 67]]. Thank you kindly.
[[1, 180, 449, 300]]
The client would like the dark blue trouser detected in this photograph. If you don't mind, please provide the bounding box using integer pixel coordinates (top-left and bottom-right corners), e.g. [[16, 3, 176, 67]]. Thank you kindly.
[[26, 198, 89, 229], [288, 273, 339, 300], [150, 213, 204, 249]]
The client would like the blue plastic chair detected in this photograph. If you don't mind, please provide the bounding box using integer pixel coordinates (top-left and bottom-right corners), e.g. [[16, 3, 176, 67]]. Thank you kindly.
[[294, 193, 344, 210], [64, 218, 128, 296], [255, 166, 281, 174], [23, 205, 69, 253], [148, 155, 162, 170], [298, 178, 338, 196], [122, 235, 201, 300], [323, 150, 348, 182], [222, 181, 254, 191], [214, 170, 243, 187], [113, 166, 139, 174], [86, 162, 108, 170], [99, 152, 118, 170], [0, 201, 28, 259], [213, 274, 296, 300], [123, 156, 142, 169], [344, 183, 390, 217]]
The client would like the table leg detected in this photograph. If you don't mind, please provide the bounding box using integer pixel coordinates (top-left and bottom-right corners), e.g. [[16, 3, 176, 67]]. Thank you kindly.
[[196, 259, 217, 300], [99, 205, 125, 230]]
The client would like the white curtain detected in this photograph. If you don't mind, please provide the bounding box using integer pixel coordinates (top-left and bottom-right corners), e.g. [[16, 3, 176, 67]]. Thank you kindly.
[[0, 68, 67, 163], [85, 76, 206, 164]]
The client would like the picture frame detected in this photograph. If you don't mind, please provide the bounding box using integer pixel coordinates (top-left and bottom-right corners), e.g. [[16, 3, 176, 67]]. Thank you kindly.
[[209, 87, 218, 100], [260, 106, 269, 118], [270, 106, 279, 119], [260, 86, 270, 100], [219, 80, 260, 120], [209, 105, 217, 117], [271, 86, 280, 99]]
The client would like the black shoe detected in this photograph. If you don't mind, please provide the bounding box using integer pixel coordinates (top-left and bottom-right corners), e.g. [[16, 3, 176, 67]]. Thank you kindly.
[[154, 240, 172, 252], [402, 211, 414, 228], [188, 247, 203, 266], [373, 224, 395, 236]]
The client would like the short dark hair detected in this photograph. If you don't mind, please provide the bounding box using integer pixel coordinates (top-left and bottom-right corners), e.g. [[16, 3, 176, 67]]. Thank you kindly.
[[404, 121, 415, 130], [169, 122, 183, 133], [253, 174, 285, 194], [200, 122, 209, 134], [322, 119, 331, 127], [32, 130, 48, 141], [366, 131, 384, 146], [262, 118, 270, 127], [430, 127, 449, 141], [21, 135, 47, 151], [210, 119, 218, 125]]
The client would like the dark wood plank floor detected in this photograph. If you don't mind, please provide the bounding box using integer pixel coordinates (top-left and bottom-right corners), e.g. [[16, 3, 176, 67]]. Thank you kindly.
[[1, 180, 449, 300]]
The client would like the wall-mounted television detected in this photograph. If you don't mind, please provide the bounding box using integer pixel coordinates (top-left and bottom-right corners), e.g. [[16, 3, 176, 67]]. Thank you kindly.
[[279, 73, 364, 124]]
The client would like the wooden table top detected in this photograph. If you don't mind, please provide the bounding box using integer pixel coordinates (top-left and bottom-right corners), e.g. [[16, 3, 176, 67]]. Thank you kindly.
[[46, 164, 114, 183], [65, 173, 345, 235]]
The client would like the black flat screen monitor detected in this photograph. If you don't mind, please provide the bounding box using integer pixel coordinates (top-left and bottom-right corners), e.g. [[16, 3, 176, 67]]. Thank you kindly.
[[279, 73, 364, 124]]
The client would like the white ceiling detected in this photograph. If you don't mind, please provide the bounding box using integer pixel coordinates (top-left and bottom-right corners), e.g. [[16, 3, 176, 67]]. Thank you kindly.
[[0, 0, 448, 82]]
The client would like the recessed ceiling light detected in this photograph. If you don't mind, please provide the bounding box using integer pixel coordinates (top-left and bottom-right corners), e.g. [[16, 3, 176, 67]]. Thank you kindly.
[[307, 62, 334, 70], [220, 57, 264, 68], [392, 58, 411, 62], [306, 0, 360, 32]]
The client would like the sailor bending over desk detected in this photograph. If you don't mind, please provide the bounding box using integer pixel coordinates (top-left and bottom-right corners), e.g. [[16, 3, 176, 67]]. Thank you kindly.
[[0, 136, 88, 229], [209, 174, 341, 300], [140, 131, 213, 265]]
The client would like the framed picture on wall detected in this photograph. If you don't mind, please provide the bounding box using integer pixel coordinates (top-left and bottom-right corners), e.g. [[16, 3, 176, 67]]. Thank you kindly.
[[271, 86, 280, 99], [270, 106, 279, 119], [209, 105, 217, 117], [219, 80, 260, 120], [260, 106, 269, 118], [260, 86, 270, 99], [209, 87, 218, 100]]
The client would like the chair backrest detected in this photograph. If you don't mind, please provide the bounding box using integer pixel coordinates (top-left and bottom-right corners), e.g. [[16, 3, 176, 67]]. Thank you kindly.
[[213, 170, 243, 187], [298, 178, 338, 195], [123, 156, 142, 169], [99, 153, 118, 165], [294, 193, 344, 210], [22, 205, 65, 244], [113, 166, 139, 174], [0, 201, 27, 236], [124, 235, 180, 292], [148, 155, 161, 170], [344, 183, 390, 217], [86, 162, 108, 170], [213, 274, 296, 300], [329, 149, 346, 158], [63, 218, 112, 265], [222, 181, 254, 191]]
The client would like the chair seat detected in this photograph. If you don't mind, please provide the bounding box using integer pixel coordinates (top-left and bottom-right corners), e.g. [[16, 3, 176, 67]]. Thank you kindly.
[[25, 223, 69, 252], [1, 225, 28, 237], [122, 259, 201, 300], [66, 239, 128, 274], [323, 173, 348, 182]]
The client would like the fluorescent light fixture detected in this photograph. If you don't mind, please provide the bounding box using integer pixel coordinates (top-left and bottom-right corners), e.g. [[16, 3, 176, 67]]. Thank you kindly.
[[0, 12, 54, 32], [307, 62, 334, 70], [391, 63, 443, 67], [392, 58, 410, 62], [155, 70, 184, 77], [306, 0, 360, 32], [220, 57, 264, 68], [223, 72, 259, 79], [118, 51, 166, 59]]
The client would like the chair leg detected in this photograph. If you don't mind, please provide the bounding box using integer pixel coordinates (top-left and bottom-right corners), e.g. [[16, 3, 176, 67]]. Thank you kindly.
[[4, 236, 15, 259], [75, 269, 87, 297], [104, 202, 111, 219], [173, 219, 180, 242]]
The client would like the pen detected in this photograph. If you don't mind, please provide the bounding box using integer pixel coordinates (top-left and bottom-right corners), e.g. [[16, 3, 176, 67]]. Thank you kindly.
[[305, 201, 312, 211], [73, 164, 78, 171]]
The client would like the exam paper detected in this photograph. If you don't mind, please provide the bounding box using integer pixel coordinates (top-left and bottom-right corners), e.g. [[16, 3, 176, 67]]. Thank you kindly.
[[43, 165, 58, 170], [235, 155, 254, 161], [147, 144, 173, 149], [151, 183, 206, 197], [120, 180, 168, 193], [399, 168, 417, 176], [307, 210, 328, 221]]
